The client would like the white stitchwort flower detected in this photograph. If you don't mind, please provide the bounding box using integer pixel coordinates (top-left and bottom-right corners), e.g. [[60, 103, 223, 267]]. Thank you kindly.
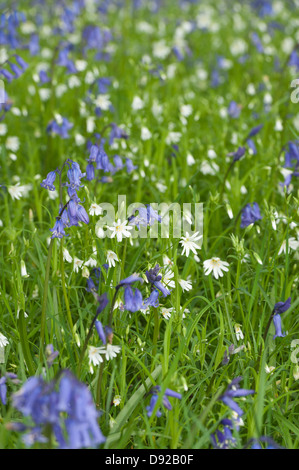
[[85, 257, 97, 268], [89, 202, 103, 216], [63, 248, 73, 263], [113, 395, 122, 406], [0, 332, 9, 348], [97, 344, 122, 361], [163, 269, 175, 289], [265, 365, 275, 374], [109, 219, 132, 242], [21, 260, 29, 278], [141, 126, 152, 141], [106, 250, 119, 268], [132, 96, 144, 110], [0, 123, 7, 136], [278, 237, 299, 255], [73, 257, 83, 272], [6, 136, 20, 152], [161, 307, 173, 320], [179, 278, 192, 292], [234, 323, 244, 341], [94, 94, 111, 110], [203, 257, 229, 279], [180, 232, 202, 257], [88, 346, 104, 368], [7, 183, 32, 201]]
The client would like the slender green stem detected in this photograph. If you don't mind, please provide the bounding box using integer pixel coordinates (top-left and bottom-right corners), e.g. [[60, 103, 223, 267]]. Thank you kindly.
[[108, 288, 119, 329], [255, 309, 275, 370], [60, 239, 74, 333], [96, 360, 106, 407], [152, 307, 160, 362], [220, 160, 235, 197], [40, 238, 55, 360]]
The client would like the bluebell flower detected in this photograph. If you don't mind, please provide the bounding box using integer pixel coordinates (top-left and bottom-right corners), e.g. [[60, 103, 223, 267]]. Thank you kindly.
[[126, 158, 138, 174], [273, 297, 291, 314], [76, 205, 89, 224], [145, 265, 171, 297], [47, 117, 73, 139], [45, 344, 59, 368], [95, 292, 109, 316], [50, 218, 67, 239], [40, 170, 58, 191], [0, 69, 15, 82], [251, 0, 273, 17], [11, 370, 105, 449], [116, 274, 144, 312], [124, 285, 143, 312], [251, 32, 264, 53], [27, 33, 39, 56], [289, 50, 299, 72], [109, 123, 129, 146], [95, 147, 110, 172], [0, 373, 19, 405], [218, 377, 255, 417], [246, 138, 257, 155], [117, 273, 144, 287], [39, 70, 50, 84], [211, 419, 237, 449], [88, 144, 99, 162], [113, 155, 125, 172], [0, 376, 7, 405], [245, 124, 263, 140], [283, 142, 299, 169], [66, 160, 85, 192], [249, 436, 282, 449], [240, 202, 262, 228], [95, 320, 106, 345], [141, 289, 160, 309], [86, 276, 96, 293], [56, 47, 77, 74], [95, 77, 111, 94], [86, 163, 95, 181], [227, 146, 246, 162], [227, 101, 241, 119], [146, 385, 182, 418], [273, 314, 286, 340], [271, 297, 290, 340], [128, 204, 162, 229]]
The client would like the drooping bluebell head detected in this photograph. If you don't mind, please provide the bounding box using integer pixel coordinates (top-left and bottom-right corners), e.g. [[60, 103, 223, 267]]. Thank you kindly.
[[273, 297, 291, 314], [40, 170, 59, 191], [124, 285, 143, 312], [11, 370, 105, 448], [227, 101, 241, 119], [50, 218, 67, 239], [141, 289, 159, 309], [145, 265, 171, 297], [218, 377, 255, 417], [240, 202, 262, 228], [272, 314, 286, 340], [227, 146, 246, 162], [146, 385, 182, 418]]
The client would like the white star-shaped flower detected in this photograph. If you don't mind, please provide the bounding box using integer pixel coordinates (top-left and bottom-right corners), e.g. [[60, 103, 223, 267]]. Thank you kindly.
[[203, 257, 229, 279], [109, 219, 132, 242], [180, 232, 202, 257], [106, 250, 119, 268]]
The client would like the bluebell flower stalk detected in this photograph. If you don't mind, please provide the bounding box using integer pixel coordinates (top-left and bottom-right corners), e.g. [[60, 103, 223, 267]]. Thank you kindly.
[[146, 385, 182, 418], [77, 293, 109, 376], [257, 297, 291, 364], [40, 160, 89, 355]]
